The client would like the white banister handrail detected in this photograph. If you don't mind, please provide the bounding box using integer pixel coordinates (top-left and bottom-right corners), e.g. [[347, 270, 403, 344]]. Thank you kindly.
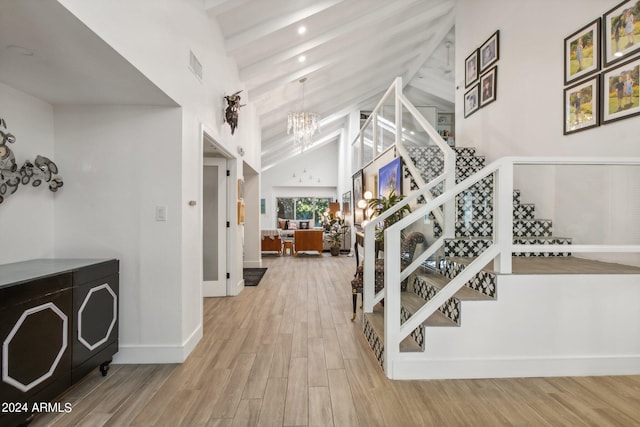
[[382, 155, 640, 377]]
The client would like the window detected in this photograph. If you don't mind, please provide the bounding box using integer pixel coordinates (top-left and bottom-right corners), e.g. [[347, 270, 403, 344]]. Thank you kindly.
[[276, 197, 331, 228]]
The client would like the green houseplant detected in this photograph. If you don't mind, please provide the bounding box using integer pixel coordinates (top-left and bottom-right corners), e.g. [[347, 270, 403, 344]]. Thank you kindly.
[[366, 190, 411, 242], [323, 212, 347, 256]]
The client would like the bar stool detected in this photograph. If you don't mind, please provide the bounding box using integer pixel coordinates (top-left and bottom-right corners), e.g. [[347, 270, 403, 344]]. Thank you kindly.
[[283, 240, 294, 256]]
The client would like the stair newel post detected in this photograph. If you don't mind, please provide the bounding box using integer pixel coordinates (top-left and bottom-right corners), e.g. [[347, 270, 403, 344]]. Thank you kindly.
[[494, 160, 513, 274], [443, 150, 456, 239], [383, 226, 402, 377], [363, 224, 376, 313]]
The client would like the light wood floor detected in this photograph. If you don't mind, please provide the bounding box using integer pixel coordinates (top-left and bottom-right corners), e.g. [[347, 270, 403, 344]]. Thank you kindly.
[[33, 255, 640, 426]]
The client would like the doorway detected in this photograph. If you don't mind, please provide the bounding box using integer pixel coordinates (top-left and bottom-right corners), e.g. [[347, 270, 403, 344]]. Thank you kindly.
[[202, 157, 227, 297]]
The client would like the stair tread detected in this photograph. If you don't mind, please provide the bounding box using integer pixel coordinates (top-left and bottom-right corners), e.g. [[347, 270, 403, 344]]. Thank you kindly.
[[365, 310, 422, 352], [445, 236, 571, 241], [456, 219, 553, 223], [413, 272, 492, 301], [401, 292, 458, 326]]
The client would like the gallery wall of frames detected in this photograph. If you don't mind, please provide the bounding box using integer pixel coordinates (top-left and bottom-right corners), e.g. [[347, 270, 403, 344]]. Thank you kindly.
[[464, 30, 499, 118], [563, 0, 640, 134]]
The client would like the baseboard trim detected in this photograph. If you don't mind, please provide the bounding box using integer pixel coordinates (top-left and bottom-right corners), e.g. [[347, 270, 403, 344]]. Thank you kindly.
[[390, 355, 640, 380], [244, 259, 262, 268], [113, 324, 203, 364], [229, 278, 244, 296]]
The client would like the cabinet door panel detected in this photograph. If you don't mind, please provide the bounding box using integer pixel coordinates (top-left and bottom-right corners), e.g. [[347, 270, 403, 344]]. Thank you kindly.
[[0, 274, 72, 413], [72, 273, 119, 380]]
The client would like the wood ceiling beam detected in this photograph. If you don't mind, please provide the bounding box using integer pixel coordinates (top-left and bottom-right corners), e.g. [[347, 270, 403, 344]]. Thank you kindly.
[[238, 0, 432, 80], [225, 0, 346, 51], [203, 0, 251, 15], [402, 9, 455, 89], [247, 28, 427, 102], [261, 116, 347, 156], [256, 53, 416, 129], [408, 71, 455, 104], [260, 78, 391, 145], [262, 129, 343, 172]]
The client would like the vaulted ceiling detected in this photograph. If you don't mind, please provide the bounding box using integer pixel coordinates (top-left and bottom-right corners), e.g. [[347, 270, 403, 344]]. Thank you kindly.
[[205, 0, 456, 171]]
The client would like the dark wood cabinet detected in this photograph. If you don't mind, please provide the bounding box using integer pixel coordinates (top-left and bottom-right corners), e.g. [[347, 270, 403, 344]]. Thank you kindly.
[[0, 259, 119, 427]]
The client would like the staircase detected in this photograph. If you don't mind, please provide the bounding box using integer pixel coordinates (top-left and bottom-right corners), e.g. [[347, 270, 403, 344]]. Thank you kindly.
[[362, 145, 574, 368]]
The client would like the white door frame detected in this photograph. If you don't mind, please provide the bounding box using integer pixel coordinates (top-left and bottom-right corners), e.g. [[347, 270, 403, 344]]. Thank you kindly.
[[202, 157, 228, 297]]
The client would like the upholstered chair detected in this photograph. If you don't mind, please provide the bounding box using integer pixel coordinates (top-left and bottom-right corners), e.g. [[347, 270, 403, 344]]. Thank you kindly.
[[351, 231, 425, 320]]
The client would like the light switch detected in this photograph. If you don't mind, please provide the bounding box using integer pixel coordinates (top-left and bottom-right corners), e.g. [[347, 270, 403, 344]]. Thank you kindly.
[[156, 205, 167, 221]]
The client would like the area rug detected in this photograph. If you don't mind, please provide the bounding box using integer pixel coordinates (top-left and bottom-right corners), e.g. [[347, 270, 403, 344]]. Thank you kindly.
[[243, 267, 267, 286]]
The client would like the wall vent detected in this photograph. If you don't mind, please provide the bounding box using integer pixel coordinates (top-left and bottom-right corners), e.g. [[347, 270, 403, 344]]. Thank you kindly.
[[189, 50, 203, 81]]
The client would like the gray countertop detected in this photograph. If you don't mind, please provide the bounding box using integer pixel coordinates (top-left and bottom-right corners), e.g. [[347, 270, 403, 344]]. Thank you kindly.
[[0, 258, 116, 289]]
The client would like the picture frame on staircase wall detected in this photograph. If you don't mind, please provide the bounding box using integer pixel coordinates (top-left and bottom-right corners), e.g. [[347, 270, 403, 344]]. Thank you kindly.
[[602, 0, 640, 67], [563, 76, 599, 134], [479, 66, 497, 108], [464, 84, 479, 118], [465, 49, 479, 88], [479, 30, 499, 73], [601, 55, 640, 124], [564, 18, 601, 85], [352, 170, 364, 226]]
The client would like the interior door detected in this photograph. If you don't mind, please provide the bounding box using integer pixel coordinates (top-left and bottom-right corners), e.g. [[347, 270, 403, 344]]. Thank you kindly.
[[203, 158, 227, 297]]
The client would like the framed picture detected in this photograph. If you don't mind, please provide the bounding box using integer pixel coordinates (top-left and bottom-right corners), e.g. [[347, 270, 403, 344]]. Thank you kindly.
[[465, 49, 479, 87], [480, 67, 497, 107], [563, 76, 599, 134], [342, 191, 351, 220], [352, 170, 364, 225], [601, 55, 640, 124], [260, 198, 266, 214], [564, 18, 600, 85], [378, 157, 402, 198], [464, 84, 479, 118], [479, 30, 499, 72], [603, 0, 640, 67]]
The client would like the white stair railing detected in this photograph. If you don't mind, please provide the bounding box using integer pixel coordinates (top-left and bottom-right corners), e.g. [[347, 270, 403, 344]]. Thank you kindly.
[[355, 77, 457, 313], [382, 156, 640, 378]]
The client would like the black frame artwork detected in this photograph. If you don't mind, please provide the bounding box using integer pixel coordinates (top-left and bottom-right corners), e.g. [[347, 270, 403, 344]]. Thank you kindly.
[[602, 0, 640, 67], [352, 170, 364, 226], [464, 84, 480, 118], [601, 55, 640, 124], [479, 30, 499, 73], [479, 67, 498, 108], [564, 18, 601, 85], [465, 49, 479, 88], [563, 76, 600, 134]]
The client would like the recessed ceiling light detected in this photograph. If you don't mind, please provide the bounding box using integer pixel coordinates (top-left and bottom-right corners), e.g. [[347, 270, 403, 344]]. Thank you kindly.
[[298, 55, 306, 63], [298, 26, 307, 35]]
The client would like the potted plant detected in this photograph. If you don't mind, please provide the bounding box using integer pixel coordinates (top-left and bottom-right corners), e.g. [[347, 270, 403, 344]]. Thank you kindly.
[[323, 212, 347, 256], [367, 190, 411, 242]]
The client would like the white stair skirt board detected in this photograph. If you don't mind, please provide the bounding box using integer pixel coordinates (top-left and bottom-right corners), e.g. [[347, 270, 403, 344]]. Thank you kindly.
[[388, 273, 640, 380]]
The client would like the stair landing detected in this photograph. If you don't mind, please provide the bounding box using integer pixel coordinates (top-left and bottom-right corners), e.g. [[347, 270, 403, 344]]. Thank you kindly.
[[505, 256, 640, 275]]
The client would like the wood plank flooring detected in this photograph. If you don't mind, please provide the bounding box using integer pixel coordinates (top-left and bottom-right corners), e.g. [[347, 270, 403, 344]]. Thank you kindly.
[[32, 254, 640, 426]]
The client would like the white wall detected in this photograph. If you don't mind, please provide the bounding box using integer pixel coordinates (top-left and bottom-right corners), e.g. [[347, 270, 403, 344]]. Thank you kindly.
[[0, 84, 56, 264], [261, 142, 339, 229], [50, 0, 261, 360], [394, 273, 640, 379], [53, 105, 184, 359], [456, 0, 640, 266]]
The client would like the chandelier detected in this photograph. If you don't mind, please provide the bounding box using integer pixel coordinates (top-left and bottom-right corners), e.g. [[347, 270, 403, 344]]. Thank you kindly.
[[287, 77, 320, 151]]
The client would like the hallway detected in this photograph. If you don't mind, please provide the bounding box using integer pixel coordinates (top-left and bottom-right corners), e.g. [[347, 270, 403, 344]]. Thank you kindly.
[[33, 255, 640, 426]]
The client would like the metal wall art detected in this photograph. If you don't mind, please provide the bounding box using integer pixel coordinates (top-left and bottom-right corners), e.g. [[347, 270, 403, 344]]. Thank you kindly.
[[224, 90, 245, 135], [0, 117, 63, 204]]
